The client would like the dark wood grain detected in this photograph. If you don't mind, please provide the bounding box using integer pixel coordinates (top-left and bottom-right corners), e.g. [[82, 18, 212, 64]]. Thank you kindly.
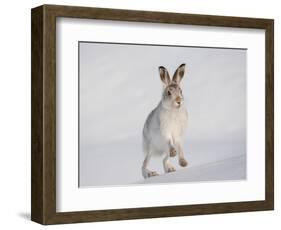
[[44, 4, 271, 28], [265, 20, 274, 210], [31, 4, 274, 225], [31, 6, 44, 224], [31, 5, 57, 224]]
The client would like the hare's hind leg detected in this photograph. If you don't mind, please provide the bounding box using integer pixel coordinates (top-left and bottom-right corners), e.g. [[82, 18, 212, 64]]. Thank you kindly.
[[163, 154, 176, 173], [142, 154, 159, 179]]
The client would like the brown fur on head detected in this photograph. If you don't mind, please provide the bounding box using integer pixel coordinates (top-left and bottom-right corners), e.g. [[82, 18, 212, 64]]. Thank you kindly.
[[159, 64, 186, 109]]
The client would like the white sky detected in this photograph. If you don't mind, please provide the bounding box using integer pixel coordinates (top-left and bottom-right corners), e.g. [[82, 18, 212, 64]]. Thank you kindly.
[[79, 42, 246, 146]]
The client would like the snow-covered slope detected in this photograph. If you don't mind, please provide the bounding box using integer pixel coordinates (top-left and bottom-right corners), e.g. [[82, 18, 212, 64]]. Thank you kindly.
[[139, 155, 246, 184], [79, 140, 246, 187]]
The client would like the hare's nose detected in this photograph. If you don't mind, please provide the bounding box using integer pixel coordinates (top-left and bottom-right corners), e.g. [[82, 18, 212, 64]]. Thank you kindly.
[[175, 96, 181, 103]]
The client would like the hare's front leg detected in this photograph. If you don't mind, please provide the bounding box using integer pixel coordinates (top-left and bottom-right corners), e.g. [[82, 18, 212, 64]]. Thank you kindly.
[[163, 154, 176, 173], [142, 154, 159, 178], [177, 144, 188, 167]]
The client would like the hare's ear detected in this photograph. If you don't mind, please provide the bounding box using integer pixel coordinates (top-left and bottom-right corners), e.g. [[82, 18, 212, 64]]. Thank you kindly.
[[172, 63, 186, 84], [159, 66, 170, 86]]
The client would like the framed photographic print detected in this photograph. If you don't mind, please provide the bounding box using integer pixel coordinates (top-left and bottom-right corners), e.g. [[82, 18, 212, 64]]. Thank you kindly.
[[31, 4, 274, 225]]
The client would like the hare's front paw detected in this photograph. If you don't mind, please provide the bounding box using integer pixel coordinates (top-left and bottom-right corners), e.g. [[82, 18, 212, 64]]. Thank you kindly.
[[179, 158, 188, 167], [169, 147, 177, 157]]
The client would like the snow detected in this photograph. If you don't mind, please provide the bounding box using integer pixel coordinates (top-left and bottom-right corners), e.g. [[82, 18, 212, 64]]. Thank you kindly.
[[79, 139, 246, 187], [139, 155, 246, 184]]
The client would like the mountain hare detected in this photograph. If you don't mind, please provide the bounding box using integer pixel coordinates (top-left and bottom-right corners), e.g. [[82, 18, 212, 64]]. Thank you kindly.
[[142, 64, 188, 178]]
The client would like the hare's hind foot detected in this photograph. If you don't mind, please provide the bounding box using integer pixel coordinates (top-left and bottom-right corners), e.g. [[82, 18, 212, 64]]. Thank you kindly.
[[142, 168, 159, 179], [179, 158, 188, 167], [163, 161, 176, 173], [147, 171, 159, 177], [142, 154, 159, 178], [167, 166, 176, 173], [163, 155, 176, 173]]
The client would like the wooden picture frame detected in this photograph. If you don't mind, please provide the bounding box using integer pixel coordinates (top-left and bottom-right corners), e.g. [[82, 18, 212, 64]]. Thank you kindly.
[[31, 4, 274, 225]]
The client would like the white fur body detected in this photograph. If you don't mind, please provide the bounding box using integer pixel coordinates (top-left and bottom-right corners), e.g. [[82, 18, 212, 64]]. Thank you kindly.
[[143, 102, 188, 156], [142, 64, 189, 178]]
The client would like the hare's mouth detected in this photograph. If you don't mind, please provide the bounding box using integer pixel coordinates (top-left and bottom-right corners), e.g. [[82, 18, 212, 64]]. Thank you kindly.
[[175, 101, 182, 107]]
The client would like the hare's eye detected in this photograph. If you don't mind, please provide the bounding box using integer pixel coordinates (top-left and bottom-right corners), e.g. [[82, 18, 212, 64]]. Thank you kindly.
[[167, 90, 171, 96]]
